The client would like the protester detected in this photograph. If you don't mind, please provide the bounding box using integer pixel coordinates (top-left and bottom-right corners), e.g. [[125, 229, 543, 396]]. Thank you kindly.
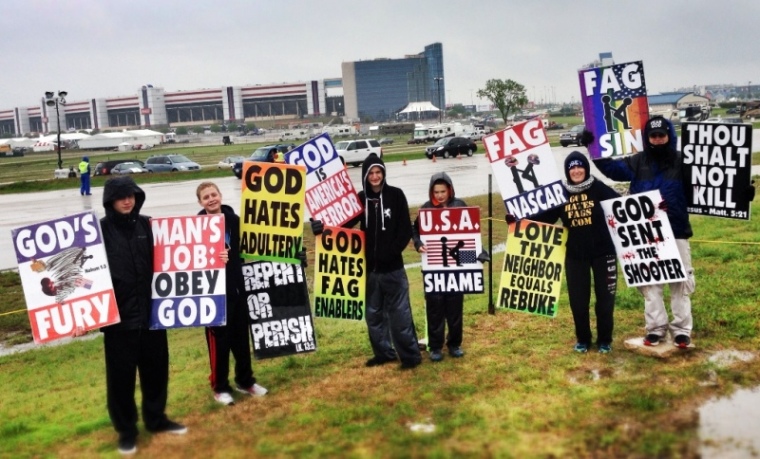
[[412, 172, 488, 361], [312, 153, 422, 369], [196, 182, 267, 405], [100, 176, 186, 455], [590, 116, 696, 348], [525, 151, 620, 353], [79, 156, 91, 196]]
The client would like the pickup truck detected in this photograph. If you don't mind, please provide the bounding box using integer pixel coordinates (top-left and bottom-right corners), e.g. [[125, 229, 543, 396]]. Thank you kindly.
[[559, 125, 585, 147]]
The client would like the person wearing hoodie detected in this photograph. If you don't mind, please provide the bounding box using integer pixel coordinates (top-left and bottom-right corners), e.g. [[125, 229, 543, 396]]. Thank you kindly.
[[100, 176, 186, 455], [312, 153, 422, 369], [78, 156, 91, 196], [195, 182, 267, 406], [411, 172, 472, 361], [591, 115, 695, 348], [528, 152, 620, 353]]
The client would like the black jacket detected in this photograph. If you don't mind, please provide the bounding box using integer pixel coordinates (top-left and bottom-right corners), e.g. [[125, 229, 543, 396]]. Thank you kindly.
[[412, 171, 468, 251], [198, 204, 246, 302], [100, 176, 154, 331], [345, 154, 412, 273]]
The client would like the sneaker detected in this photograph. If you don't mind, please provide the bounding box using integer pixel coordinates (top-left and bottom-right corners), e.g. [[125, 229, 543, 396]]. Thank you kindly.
[[235, 383, 268, 397], [400, 360, 420, 370], [365, 356, 395, 367], [674, 335, 691, 349], [214, 392, 235, 405], [573, 343, 588, 353], [117, 436, 137, 455], [150, 419, 187, 435], [643, 334, 661, 346], [448, 347, 465, 358], [598, 344, 612, 354], [430, 349, 443, 362]]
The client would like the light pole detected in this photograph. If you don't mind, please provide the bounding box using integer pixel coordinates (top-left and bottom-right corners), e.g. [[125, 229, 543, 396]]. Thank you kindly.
[[45, 90, 67, 170], [434, 77, 443, 124]]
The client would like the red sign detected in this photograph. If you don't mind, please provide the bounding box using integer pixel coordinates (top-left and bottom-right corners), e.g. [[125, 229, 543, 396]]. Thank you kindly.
[[140, 108, 152, 115]]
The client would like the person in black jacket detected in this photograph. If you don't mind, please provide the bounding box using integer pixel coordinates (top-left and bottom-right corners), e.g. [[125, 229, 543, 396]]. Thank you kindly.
[[313, 153, 422, 369], [529, 151, 620, 353], [100, 176, 186, 455], [196, 182, 267, 406]]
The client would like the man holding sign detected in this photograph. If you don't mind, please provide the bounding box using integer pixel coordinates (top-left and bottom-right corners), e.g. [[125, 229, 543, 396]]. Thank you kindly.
[[592, 116, 695, 348]]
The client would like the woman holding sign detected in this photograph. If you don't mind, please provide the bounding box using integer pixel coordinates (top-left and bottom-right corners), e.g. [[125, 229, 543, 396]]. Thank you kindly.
[[527, 151, 620, 353]]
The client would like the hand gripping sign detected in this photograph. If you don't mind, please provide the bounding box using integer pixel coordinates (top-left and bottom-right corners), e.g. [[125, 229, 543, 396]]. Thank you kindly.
[[12, 211, 119, 344]]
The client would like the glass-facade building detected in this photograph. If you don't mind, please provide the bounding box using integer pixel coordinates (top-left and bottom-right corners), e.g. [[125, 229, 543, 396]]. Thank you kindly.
[[342, 43, 444, 122]]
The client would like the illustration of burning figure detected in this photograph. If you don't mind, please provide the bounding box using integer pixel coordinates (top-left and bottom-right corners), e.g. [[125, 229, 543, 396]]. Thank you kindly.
[[31, 247, 94, 304]]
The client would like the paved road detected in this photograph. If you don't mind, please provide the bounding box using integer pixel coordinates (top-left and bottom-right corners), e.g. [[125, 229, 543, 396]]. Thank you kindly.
[[2, 145, 759, 271]]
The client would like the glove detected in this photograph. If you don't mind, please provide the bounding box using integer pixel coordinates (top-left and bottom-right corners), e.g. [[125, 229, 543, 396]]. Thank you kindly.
[[477, 250, 490, 263], [310, 218, 324, 235], [658, 200, 668, 212], [580, 129, 595, 147], [746, 181, 756, 202], [505, 214, 517, 224], [296, 249, 308, 268]]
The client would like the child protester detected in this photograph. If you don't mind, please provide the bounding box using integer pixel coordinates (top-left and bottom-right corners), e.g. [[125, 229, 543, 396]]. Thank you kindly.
[[527, 151, 621, 353], [412, 172, 488, 362]]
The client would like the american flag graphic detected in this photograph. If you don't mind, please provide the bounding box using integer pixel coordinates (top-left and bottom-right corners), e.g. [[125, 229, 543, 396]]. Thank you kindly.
[[425, 238, 478, 266], [612, 63, 647, 99], [75, 277, 94, 289]]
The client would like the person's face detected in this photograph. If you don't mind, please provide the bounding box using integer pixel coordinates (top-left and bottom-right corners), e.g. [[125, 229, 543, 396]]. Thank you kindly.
[[432, 183, 450, 204], [113, 195, 135, 215], [198, 185, 222, 214], [367, 166, 384, 190], [568, 166, 586, 184], [648, 131, 669, 146]]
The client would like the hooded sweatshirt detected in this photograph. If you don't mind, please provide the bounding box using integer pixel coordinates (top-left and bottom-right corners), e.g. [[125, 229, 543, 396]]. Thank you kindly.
[[100, 176, 154, 330], [412, 172, 468, 251], [592, 115, 692, 238], [198, 204, 246, 300], [347, 154, 412, 273]]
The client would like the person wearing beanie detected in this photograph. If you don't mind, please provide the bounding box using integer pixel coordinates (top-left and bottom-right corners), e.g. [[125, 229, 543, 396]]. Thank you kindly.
[[591, 115, 696, 349], [311, 153, 422, 369], [528, 151, 620, 353], [78, 156, 91, 196], [99, 176, 187, 454]]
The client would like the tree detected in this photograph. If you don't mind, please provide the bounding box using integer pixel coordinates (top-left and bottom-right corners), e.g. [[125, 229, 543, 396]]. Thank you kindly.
[[191, 126, 204, 134], [476, 79, 528, 124], [209, 124, 222, 133], [447, 104, 470, 119], [175, 126, 188, 135]]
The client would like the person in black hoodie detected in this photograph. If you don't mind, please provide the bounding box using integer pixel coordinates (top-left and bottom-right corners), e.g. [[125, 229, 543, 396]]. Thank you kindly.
[[100, 176, 186, 455], [313, 153, 422, 369], [196, 182, 267, 406], [528, 152, 620, 354], [411, 172, 470, 362]]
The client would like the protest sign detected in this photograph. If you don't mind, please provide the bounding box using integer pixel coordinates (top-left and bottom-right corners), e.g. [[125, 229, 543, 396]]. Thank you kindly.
[[483, 119, 567, 220], [313, 226, 365, 321], [285, 133, 363, 227], [12, 211, 118, 343], [578, 60, 649, 159], [242, 260, 317, 359], [682, 122, 753, 220], [239, 161, 306, 263], [498, 219, 566, 318], [418, 207, 484, 294], [601, 191, 685, 287], [149, 215, 226, 329]]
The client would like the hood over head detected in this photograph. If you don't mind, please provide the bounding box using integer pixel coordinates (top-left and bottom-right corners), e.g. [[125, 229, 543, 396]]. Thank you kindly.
[[102, 175, 145, 218], [564, 151, 590, 182], [82, 156, 89, 162], [428, 171, 455, 206], [361, 153, 385, 194]]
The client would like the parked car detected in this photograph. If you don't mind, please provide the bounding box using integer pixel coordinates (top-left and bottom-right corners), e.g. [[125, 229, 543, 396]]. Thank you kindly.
[[424, 136, 477, 159], [334, 139, 382, 167], [217, 155, 245, 169], [111, 162, 149, 175], [93, 159, 145, 176], [559, 125, 585, 147], [232, 144, 295, 179], [378, 137, 394, 145], [144, 154, 201, 173]]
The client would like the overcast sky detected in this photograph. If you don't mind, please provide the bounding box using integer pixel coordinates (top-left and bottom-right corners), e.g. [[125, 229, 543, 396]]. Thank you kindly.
[[2, 0, 758, 110]]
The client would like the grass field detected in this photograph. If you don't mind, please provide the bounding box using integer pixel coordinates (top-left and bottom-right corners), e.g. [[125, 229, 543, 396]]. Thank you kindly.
[[1, 190, 759, 458]]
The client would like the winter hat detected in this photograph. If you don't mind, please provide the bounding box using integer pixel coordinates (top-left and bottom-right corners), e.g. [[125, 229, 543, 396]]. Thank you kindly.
[[646, 117, 668, 137], [564, 151, 590, 182]]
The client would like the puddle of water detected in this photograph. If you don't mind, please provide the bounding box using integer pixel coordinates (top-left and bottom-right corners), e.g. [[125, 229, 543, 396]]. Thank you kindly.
[[699, 386, 760, 458]]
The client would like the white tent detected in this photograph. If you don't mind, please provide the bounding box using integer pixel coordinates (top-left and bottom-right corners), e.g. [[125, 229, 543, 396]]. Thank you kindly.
[[399, 101, 440, 113]]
